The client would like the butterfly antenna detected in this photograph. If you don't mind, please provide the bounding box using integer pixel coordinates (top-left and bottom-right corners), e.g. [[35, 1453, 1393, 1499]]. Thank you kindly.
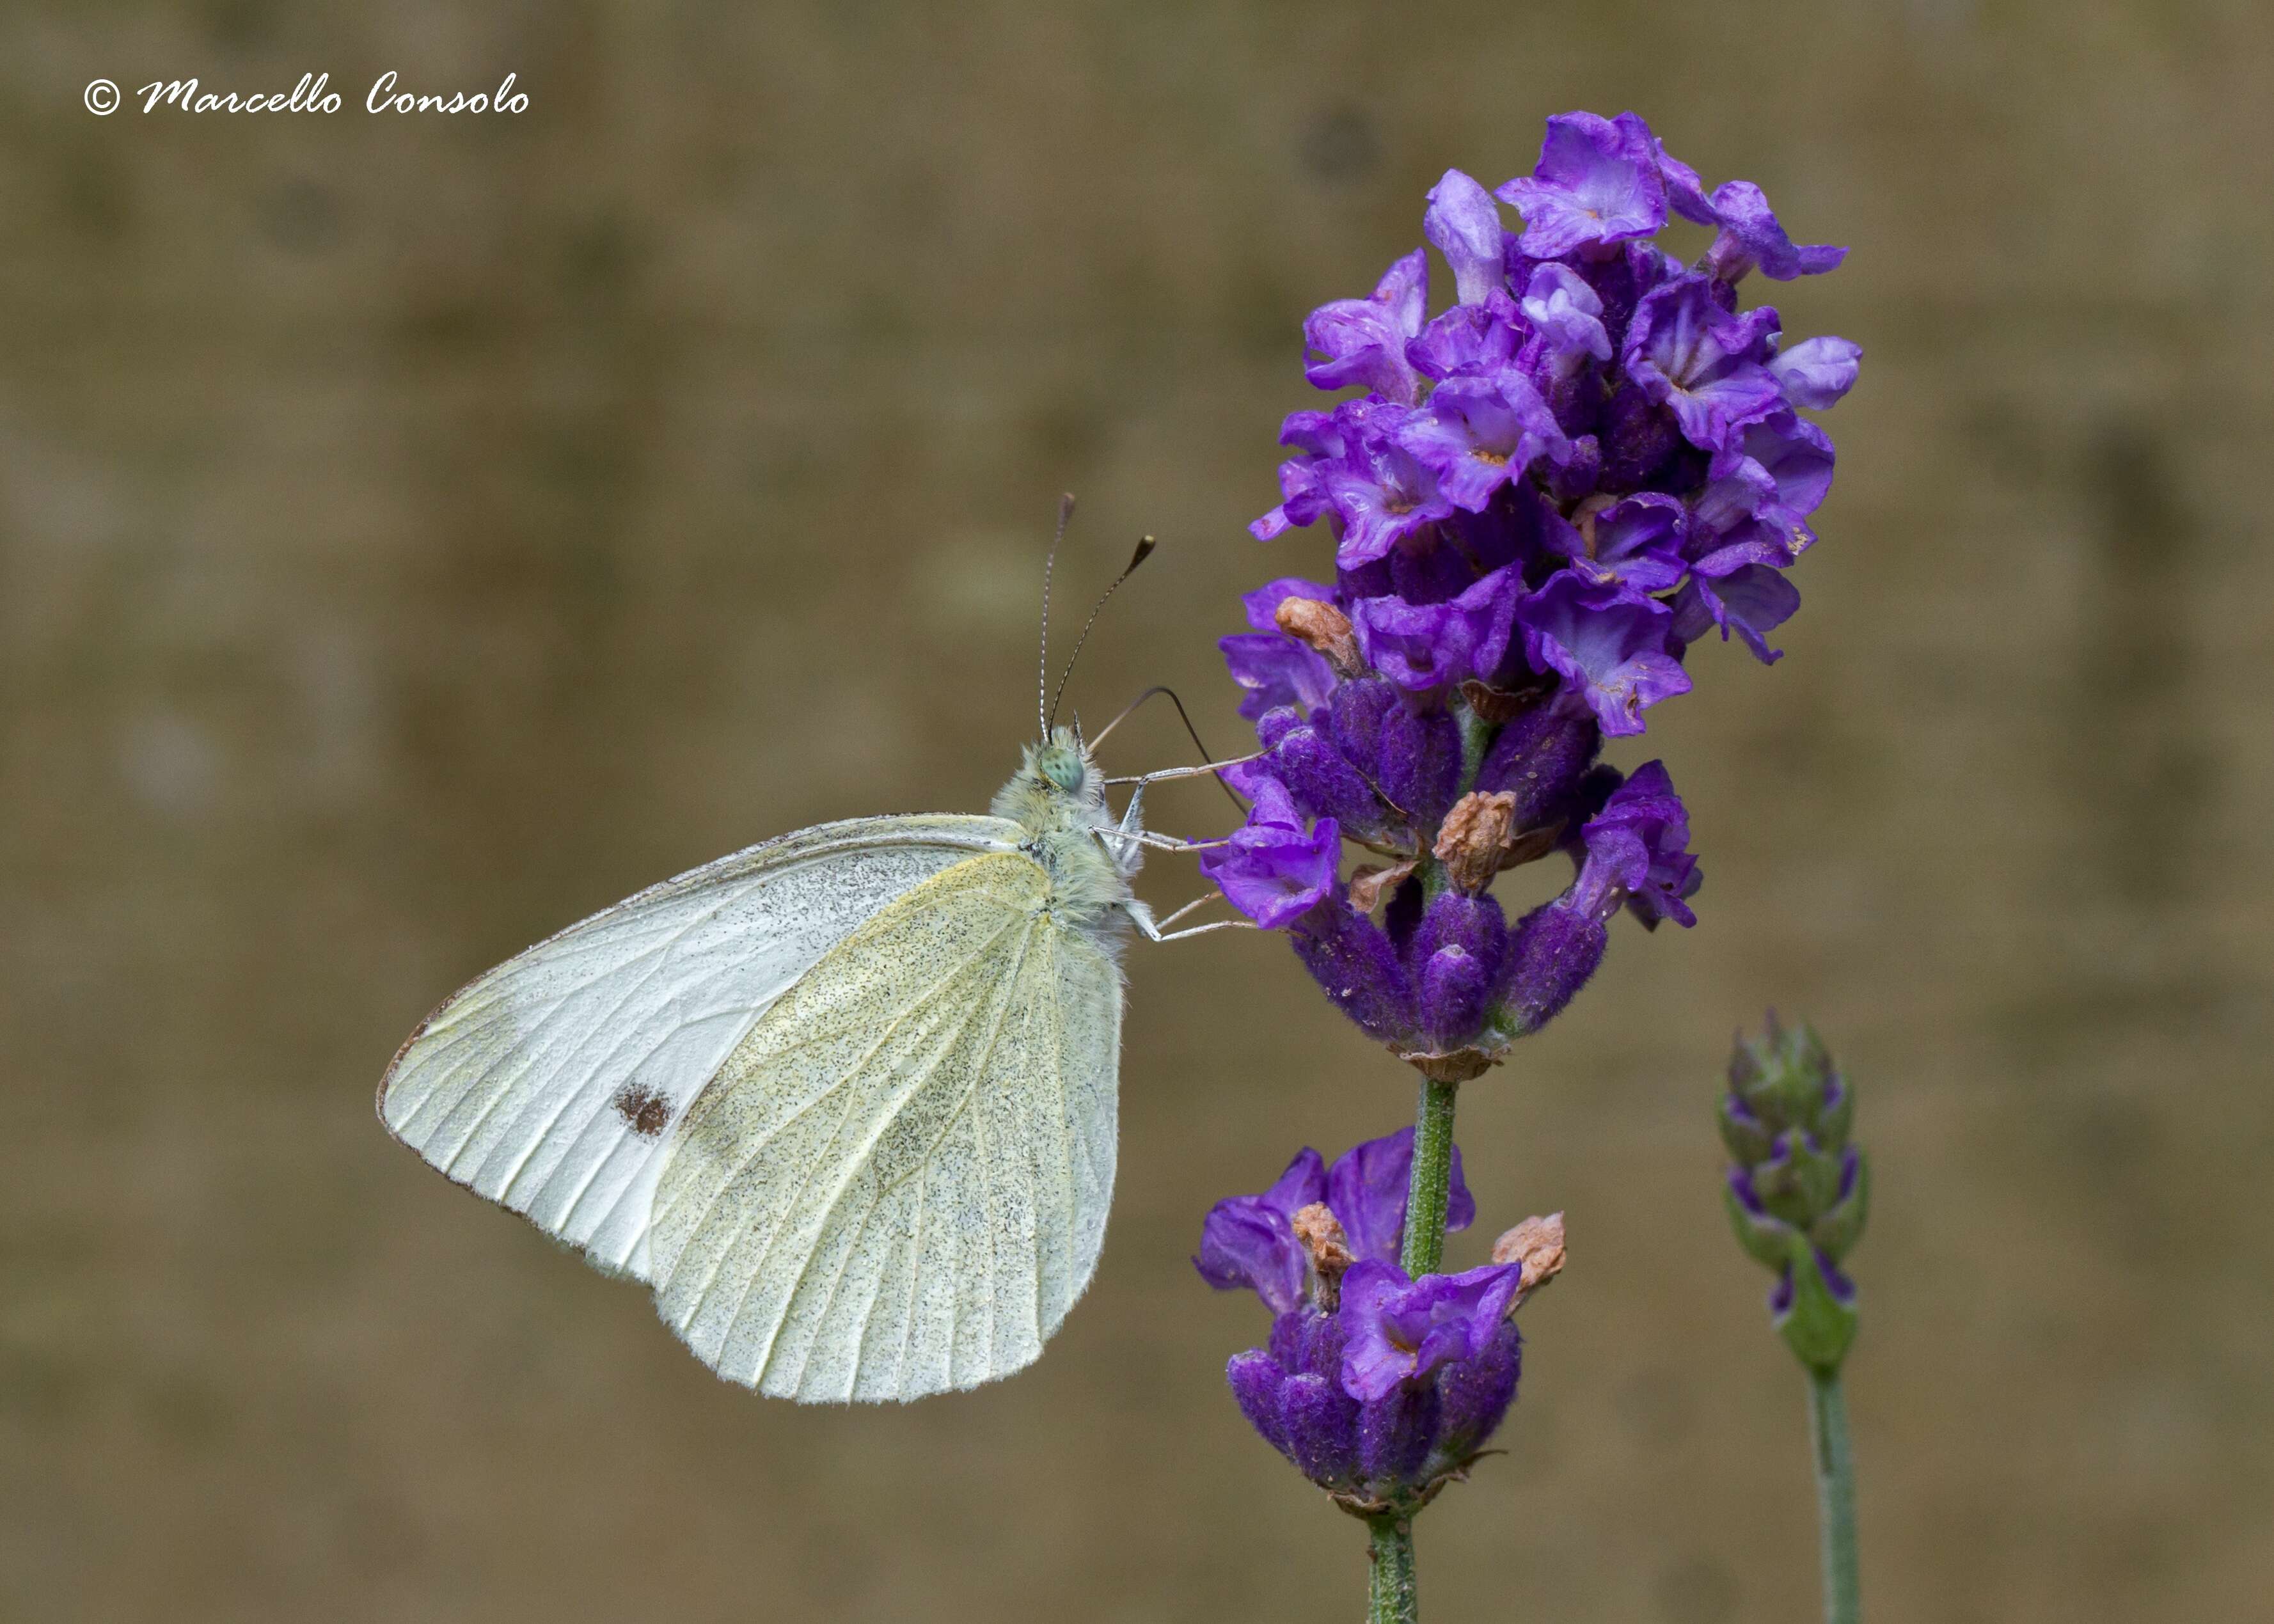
[[1047, 534, 1157, 731], [1037, 493, 1076, 739]]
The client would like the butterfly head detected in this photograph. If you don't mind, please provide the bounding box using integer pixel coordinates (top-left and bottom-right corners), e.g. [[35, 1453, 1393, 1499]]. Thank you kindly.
[[997, 725, 1111, 837]]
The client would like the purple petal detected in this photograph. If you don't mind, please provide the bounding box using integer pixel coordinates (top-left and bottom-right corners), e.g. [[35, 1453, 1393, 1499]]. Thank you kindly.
[[1622, 274, 1787, 453], [1220, 634, 1338, 721], [1655, 139, 1717, 225], [1350, 565, 1525, 693], [1495, 111, 1668, 257], [1322, 427, 1453, 569], [1700, 180, 1848, 283], [1548, 491, 1687, 592], [1516, 573, 1693, 737], [1304, 249, 1429, 404], [1338, 1259, 1526, 1403], [1405, 291, 1524, 382], [1519, 263, 1613, 380], [1193, 1146, 1330, 1313], [1674, 563, 1802, 665], [1573, 760, 1702, 928], [1250, 413, 1349, 540], [1199, 777, 1342, 928], [1325, 1126, 1476, 1266], [1769, 335, 1863, 411], [1424, 168, 1508, 306], [1722, 410, 1835, 529], [1393, 371, 1569, 512]]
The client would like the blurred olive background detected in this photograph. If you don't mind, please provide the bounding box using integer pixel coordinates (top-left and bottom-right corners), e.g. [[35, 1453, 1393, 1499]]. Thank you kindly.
[[4, 3, 2270, 1621]]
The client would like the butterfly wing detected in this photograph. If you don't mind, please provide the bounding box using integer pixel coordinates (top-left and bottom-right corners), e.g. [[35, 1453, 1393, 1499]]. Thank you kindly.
[[649, 850, 1124, 1402], [378, 816, 1023, 1280]]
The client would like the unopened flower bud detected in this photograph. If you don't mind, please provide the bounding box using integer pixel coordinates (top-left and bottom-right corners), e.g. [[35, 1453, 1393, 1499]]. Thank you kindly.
[[1717, 1013, 1868, 1373], [1433, 791, 1518, 893], [1275, 595, 1366, 678], [1494, 897, 1607, 1038]]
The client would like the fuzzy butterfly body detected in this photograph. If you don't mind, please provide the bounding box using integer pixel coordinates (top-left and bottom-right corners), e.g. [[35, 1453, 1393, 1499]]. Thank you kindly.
[[379, 728, 1162, 1401]]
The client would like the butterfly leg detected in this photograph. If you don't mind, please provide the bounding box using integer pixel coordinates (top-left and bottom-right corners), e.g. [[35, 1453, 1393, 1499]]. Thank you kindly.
[[1123, 897, 1258, 943], [1125, 831, 1234, 853], [1102, 753, 1260, 789]]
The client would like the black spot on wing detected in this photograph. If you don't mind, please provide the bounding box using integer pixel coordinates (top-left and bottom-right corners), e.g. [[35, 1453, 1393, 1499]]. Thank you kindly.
[[612, 1083, 672, 1139]]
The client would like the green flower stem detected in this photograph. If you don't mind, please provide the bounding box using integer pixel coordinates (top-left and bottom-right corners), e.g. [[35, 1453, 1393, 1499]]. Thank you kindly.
[[1399, 1076, 1462, 1278], [1367, 1512, 1418, 1624], [1806, 1366, 1861, 1624]]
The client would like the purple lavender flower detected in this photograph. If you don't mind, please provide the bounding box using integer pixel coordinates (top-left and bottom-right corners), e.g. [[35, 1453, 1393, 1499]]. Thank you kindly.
[[1339, 1259, 1526, 1401], [1394, 370, 1570, 512], [1194, 1147, 1329, 1314], [1322, 413, 1457, 568], [1423, 168, 1508, 306], [1695, 180, 1849, 283], [1549, 491, 1687, 592], [1219, 578, 1341, 720], [1570, 761, 1701, 928], [1622, 274, 1787, 453], [1673, 560, 1802, 665], [1194, 1130, 1475, 1314], [1199, 777, 1341, 928], [1516, 572, 1693, 736], [1496, 111, 1668, 257], [1304, 249, 1429, 404], [1205, 1156, 1528, 1502], [1407, 290, 1525, 381], [1250, 411, 1347, 542], [1350, 566, 1524, 693]]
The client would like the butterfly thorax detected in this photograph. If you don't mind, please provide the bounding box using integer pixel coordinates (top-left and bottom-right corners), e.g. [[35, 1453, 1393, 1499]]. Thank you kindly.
[[991, 726, 1136, 931]]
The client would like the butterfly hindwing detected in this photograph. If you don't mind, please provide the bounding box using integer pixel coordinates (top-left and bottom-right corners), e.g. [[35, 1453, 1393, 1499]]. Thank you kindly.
[[377, 816, 1023, 1279], [649, 851, 1124, 1402]]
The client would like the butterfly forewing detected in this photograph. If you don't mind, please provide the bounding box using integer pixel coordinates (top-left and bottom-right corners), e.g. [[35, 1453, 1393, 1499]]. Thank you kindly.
[[649, 851, 1123, 1402], [377, 816, 1022, 1279]]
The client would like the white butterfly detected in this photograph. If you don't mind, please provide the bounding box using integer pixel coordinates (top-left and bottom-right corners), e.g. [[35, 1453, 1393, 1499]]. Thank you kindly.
[[379, 535, 1242, 1402]]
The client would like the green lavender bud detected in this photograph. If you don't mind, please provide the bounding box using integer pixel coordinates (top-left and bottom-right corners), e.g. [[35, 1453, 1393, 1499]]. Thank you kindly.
[[1719, 1013, 1867, 1373]]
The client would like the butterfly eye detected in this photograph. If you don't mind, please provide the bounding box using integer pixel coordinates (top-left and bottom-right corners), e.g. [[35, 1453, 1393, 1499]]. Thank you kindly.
[[1038, 748, 1086, 793]]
